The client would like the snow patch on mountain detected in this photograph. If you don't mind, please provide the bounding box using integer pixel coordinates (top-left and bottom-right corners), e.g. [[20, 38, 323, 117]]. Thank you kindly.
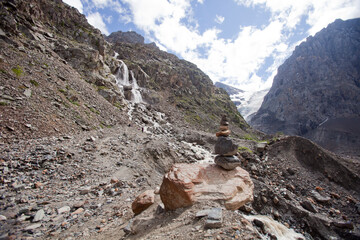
[[215, 82, 268, 122]]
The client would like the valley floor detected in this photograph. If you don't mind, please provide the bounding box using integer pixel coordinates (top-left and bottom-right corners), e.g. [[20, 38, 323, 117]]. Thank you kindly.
[[0, 124, 359, 239]]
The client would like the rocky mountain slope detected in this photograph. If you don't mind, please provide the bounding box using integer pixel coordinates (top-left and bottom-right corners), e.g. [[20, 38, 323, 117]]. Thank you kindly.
[[0, 0, 250, 144], [250, 18, 360, 156], [0, 1, 359, 240]]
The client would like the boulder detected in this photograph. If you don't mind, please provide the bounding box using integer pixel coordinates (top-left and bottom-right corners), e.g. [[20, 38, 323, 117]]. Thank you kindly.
[[159, 163, 253, 210], [131, 190, 155, 215], [215, 155, 241, 170]]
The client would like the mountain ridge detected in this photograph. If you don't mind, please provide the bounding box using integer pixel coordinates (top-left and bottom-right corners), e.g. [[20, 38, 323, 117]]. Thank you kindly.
[[250, 18, 360, 155]]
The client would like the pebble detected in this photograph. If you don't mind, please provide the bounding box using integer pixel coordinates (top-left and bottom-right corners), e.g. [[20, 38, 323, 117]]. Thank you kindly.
[[71, 207, 84, 215], [33, 209, 45, 222], [57, 206, 71, 214], [0, 215, 7, 221], [34, 182, 43, 188], [80, 186, 92, 195], [24, 223, 42, 231]]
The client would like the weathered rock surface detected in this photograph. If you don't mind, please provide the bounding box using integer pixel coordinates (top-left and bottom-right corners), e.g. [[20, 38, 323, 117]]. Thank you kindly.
[[250, 18, 360, 156], [159, 163, 254, 210], [214, 136, 238, 156], [214, 155, 242, 170], [131, 190, 155, 215]]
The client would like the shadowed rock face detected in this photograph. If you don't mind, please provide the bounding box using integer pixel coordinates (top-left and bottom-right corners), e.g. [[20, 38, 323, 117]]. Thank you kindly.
[[250, 18, 360, 155]]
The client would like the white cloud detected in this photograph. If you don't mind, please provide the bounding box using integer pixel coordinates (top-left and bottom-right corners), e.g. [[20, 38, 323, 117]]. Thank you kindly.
[[234, 0, 360, 33], [105, 15, 112, 24], [100, 0, 360, 94], [86, 12, 110, 35], [63, 0, 83, 13], [215, 15, 225, 24]]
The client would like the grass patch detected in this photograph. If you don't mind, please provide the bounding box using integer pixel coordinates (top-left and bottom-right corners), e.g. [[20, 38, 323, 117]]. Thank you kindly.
[[0, 101, 9, 106], [113, 102, 123, 109], [100, 122, 112, 128], [0, 69, 6, 74], [58, 89, 66, 94], [30, 80, 39, 86], [12, 65, 23, 77], [241, 134, 259, 142], [85, 104, 100, 115], [97, 86, 108, 91], [68, 98, 80, 106], [238, 146, 253, 153]]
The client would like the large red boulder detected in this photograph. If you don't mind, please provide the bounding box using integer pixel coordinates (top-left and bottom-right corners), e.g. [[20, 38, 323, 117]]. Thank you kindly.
[[159, 163, 253, 210]]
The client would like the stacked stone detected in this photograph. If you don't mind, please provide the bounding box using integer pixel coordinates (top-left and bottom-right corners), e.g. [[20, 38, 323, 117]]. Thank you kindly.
[[214, 115, 241, 170]]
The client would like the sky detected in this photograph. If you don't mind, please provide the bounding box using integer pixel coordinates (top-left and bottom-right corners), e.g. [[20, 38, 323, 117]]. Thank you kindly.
[[63, 0, 360, 93]]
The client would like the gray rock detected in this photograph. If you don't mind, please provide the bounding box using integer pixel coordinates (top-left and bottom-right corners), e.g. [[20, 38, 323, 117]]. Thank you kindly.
[[214, 137, 238, 156], [214, 155, 241, 170], [205, 208, 222, 229], [301, 200, 318, 213], [310, 190, 331, 203], [332, 220, 354, 229], [256, 142, 267, 153], [23, 89, 32, 97], [33, 209, 45, 222], [0, 28, 6, 37], [57, 206, 70, 214], [80, 186, 92, 195], [196, 209, 210, 218], [24, 223, 42, 231]]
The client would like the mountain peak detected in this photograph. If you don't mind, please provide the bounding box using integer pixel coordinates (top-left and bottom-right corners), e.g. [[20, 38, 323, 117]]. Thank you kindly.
[[106, 30, 145, 44]]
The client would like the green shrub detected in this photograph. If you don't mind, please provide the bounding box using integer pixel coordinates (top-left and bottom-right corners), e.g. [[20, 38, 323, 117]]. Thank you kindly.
[[241, 134, 257, 141], [12, 65, 23, 77], [238, 146, 253, 153], [29, 80, 39, 86]]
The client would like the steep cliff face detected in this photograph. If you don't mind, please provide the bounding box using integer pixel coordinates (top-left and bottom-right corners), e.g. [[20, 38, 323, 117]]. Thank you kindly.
[[250, 18, 360, 155]]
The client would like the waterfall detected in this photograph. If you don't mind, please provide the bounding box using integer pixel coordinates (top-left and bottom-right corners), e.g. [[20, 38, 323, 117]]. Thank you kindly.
[[130, 71, 143, 103], [116, 60, 130, 86], [114, 58, 143, 103]]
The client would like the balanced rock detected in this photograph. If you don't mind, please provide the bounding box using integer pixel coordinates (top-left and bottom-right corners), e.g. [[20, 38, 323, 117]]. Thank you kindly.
[[215, 155, 241, 170], [214, 136, 238, 156], [216, 130, 231, 137], [132, 190, 155, 215], [159, 163, 253, 210], [220, 115, 229, 126]]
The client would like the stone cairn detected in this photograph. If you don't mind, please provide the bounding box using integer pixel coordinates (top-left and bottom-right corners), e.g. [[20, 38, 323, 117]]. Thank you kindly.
[[214, 115, 242, 170]]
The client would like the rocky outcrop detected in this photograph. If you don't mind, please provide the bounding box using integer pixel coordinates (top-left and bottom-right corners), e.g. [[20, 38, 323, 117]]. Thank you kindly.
[[250, 18, 360, 155], [159, 163, 254, 210], [106, 31, 145, 44]]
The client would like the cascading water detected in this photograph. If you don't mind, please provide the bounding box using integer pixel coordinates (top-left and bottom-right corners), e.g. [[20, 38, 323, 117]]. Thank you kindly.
[[114, 59, 143, 103], [116, 60, 130, 87], [130, 71, 143, 103], [112, 53, 171, 135], [242, 215, 305, 240]]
